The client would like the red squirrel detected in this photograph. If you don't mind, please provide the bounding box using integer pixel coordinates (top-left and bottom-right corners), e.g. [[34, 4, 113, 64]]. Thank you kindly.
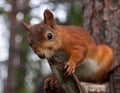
[[22, 9, 113, 83]]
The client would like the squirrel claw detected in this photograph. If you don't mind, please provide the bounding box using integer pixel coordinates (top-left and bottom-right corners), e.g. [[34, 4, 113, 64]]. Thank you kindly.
[[64, 62, 76, 76]]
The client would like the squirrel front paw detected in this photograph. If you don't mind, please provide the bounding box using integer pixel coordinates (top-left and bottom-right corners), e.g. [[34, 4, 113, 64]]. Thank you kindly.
[[64, 61, 76, 76], [44, 75, 65, 93], [44, 75, 58, 91]]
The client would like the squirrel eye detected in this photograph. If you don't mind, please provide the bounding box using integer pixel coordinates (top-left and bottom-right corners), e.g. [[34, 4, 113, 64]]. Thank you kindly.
[[47, 33, 53, 40]]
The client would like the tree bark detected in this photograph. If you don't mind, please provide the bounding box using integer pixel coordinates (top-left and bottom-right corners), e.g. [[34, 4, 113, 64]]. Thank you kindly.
[[82, 0, 120, 67]]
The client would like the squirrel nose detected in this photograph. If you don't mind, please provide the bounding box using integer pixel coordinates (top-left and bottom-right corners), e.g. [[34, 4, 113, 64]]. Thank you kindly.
[[38, 53, 45, 59], [35, 50, 45, 59]]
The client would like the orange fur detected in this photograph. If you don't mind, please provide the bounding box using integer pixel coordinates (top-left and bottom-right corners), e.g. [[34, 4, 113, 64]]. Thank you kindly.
[[23, 9, 114, 83]]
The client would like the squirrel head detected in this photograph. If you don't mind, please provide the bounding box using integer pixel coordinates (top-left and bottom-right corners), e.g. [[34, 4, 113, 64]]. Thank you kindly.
[[22, 9, 61, 59]]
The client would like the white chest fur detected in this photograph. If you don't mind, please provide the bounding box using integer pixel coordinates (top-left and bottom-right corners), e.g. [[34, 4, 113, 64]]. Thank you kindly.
[[75, 58, 101, 82]]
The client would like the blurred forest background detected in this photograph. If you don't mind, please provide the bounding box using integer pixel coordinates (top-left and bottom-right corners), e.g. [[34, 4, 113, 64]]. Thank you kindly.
[[0, 0, 120, 93], [0, 0, 82, 93]]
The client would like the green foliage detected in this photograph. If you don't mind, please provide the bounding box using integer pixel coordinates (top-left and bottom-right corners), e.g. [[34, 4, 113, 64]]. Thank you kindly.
[[66, 7, 82, 25], [56, 1, 83, 26], [23, 15, 31, 24]]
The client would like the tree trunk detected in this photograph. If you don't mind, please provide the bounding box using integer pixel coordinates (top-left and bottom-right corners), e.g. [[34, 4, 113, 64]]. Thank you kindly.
[[4, 0, 31, 93], [4, 0, 18, 93], [82, 0, 120, 67]]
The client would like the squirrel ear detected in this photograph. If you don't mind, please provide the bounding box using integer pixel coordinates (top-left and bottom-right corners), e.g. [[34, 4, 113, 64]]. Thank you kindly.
[[44, 9, 56, 28], [22, 22, 31, 31]]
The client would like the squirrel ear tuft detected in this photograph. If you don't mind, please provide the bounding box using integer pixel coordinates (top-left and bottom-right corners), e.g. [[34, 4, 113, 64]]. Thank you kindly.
[[22, 22, 31, 31], [44, 9, 56, 28]]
